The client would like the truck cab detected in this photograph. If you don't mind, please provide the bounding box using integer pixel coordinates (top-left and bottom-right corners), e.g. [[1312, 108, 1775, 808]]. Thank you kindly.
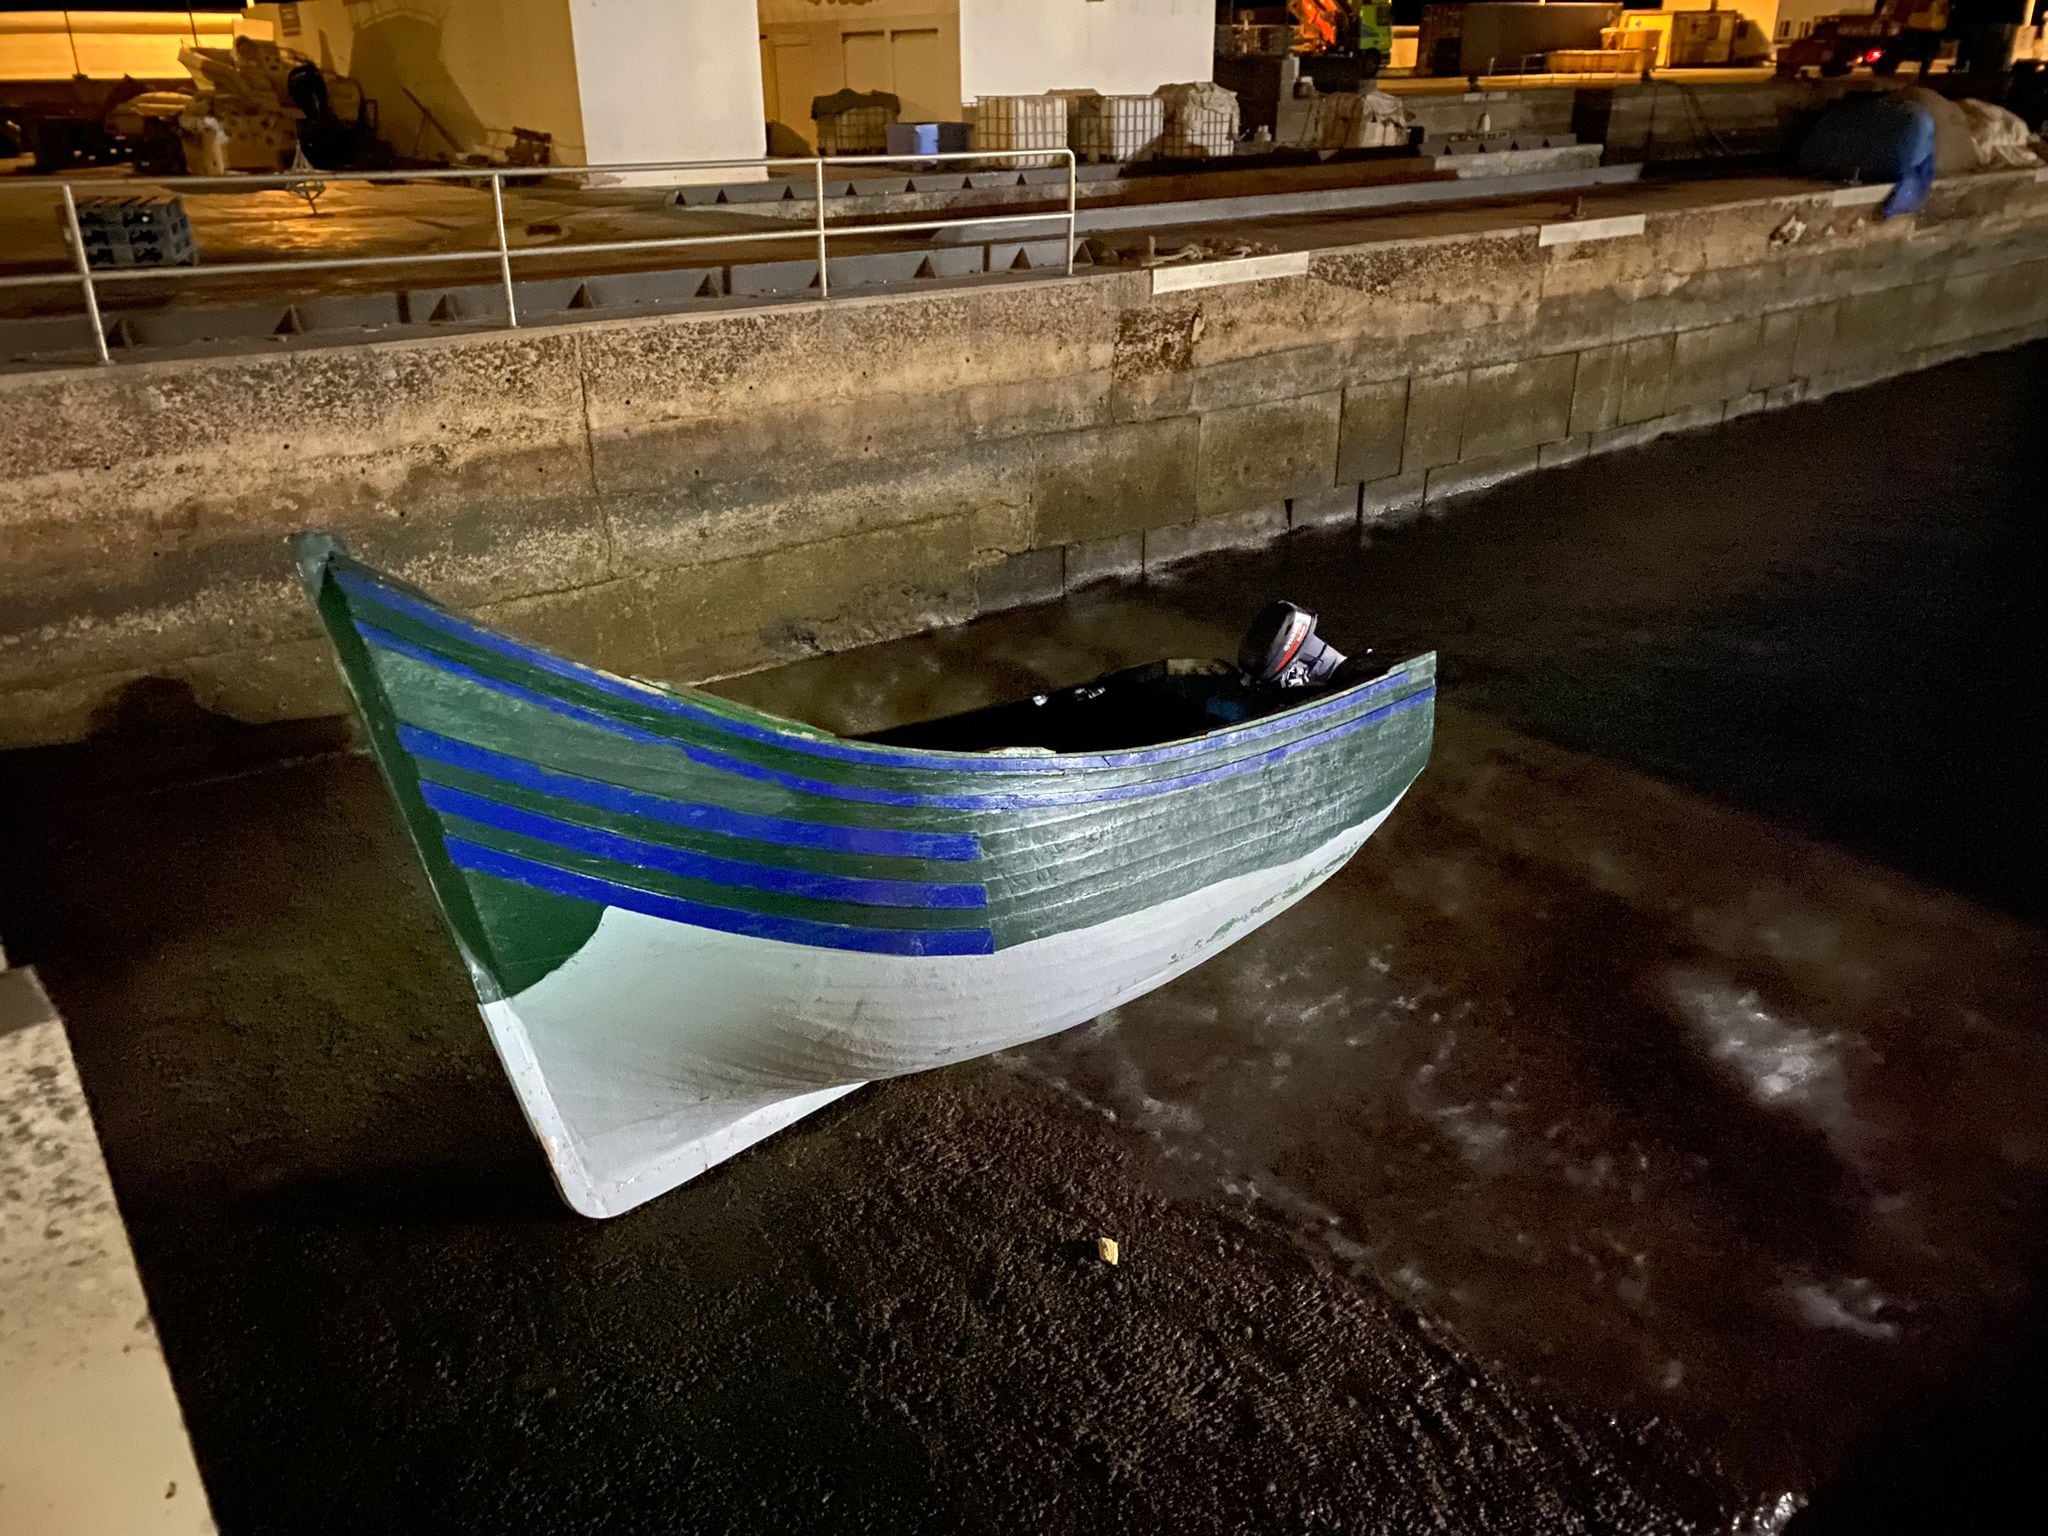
[[1776, 0, 1952, 78]]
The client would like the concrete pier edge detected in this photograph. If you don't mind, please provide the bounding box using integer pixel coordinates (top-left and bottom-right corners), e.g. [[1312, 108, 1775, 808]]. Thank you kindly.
[[0, 946, 217, 1532]]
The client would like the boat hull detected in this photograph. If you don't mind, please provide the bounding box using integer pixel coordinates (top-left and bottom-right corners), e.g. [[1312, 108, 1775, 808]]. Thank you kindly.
[[294, 535, 1435, 1217], [486, 803, 1400, 1216]]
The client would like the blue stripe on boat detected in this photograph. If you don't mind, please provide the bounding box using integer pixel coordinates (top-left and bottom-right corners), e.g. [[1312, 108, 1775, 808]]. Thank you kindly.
[[367, 623, 950, 811], [335, 563, 1417, 773], [400, 725, 981, 863], [423, 781, 988, 910], [446, 837, 999, 957], [366, 623, 1435, 812]]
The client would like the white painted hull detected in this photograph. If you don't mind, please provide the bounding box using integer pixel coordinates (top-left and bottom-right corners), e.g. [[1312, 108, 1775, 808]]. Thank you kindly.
[[483, 798, 1402, 1216]]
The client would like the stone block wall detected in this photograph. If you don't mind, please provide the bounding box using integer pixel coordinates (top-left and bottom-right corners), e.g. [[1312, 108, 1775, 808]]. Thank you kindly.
[[4, 170, 2048, 746]]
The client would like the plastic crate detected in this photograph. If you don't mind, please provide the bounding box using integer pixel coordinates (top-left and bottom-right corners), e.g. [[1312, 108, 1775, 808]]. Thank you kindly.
[[1160, 104, 1237, 159], [72, 196, 197, 269], [1156, 81, 1240, 160], [971, 95, 1070, 168], [1067, 94, 1165, 164], [817, 104, 897, 155]]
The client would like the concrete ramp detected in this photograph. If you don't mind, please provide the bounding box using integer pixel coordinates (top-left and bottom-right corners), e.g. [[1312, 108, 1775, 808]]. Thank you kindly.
[[0, 950, 215, 1534]]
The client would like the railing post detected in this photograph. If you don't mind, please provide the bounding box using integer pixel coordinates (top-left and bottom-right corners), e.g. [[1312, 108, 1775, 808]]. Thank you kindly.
[[59, 184, 111, 366], [1065, 150, 1078, 277], [490, 172, 519, 327], [814, 157, 830, 299]]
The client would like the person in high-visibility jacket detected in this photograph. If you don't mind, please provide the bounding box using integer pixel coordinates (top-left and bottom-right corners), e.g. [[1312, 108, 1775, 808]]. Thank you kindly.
[[1348, 1, 1397, 65]]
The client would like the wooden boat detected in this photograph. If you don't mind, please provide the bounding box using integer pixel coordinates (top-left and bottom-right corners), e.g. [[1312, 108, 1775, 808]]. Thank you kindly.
[[296, 534, 1436, 1217]]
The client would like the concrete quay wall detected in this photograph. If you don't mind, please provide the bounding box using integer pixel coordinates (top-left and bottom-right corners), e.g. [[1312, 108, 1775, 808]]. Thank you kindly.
[[3, 170, 2047, 747], [1399, 75, 1860, 163]]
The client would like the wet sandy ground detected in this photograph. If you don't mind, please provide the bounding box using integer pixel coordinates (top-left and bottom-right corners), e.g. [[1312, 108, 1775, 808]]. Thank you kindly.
[[3, 346, 2046, 1533]]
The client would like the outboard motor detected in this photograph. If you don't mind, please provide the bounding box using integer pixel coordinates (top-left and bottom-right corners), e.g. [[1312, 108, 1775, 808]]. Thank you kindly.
[[1239, 601, 1348, 688]]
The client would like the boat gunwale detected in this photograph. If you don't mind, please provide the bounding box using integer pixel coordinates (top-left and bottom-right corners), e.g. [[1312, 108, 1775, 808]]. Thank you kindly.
[[322, 552, 1434, 781], [367, 622, 1434, 812]]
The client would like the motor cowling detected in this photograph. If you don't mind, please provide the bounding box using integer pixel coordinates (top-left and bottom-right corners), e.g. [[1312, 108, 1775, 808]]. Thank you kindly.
[[1238, 601, 1348, 688]]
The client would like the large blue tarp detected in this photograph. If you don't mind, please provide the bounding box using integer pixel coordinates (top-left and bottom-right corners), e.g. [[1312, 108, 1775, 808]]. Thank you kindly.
[[1798, 93, 1939, 218]]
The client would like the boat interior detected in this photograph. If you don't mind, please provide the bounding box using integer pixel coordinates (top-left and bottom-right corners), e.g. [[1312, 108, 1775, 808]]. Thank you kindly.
[[859, 661, 1385, 757], [859, 603, 1383, 757]]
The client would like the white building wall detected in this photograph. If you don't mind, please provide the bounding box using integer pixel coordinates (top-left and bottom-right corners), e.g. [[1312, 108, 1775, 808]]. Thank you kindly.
[[566, 0, 767, 176], [957, 0, 1213, 100]]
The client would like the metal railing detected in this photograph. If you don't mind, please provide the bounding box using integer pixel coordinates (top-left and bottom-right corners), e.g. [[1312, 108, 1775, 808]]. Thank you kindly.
[[0, 147, 1082, 366]]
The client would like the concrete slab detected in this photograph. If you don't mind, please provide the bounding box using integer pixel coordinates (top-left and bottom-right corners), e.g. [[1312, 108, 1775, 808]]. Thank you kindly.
[[1437, 145, 1605, 180], [1569, 343, 1625, 437], [920, 247, 986, 280], [120, 303, 295, 348], [1402, 369, 1469, 474], [727, 258, 822, 296], [716, 181, 798, 204], [1142, 502, 1289, 568], [0, 956, 215, 1534], [973, 547, 1063, 612], [579, 267, 724, 310], [1459, 353, 1576, 461], [1288, 483, 1363, 528], [1060, 530, 1142, 586], [0, 312, 109, 364], [404, 282, 509, 324], [292, 292, 405, 334], [987, 239, 1075, 272], [1669, 317, 1761, 414], [1338, 377, 1410, 486], [1195, 394, 1340, 518], [825, 251, 930, 291], [512, 277, 591, 316], [1618, 332, 1677, 426]]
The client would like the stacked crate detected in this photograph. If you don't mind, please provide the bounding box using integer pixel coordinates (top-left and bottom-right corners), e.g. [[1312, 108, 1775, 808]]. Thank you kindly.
[[1067, 94, 1166, 164], [816, 103, 898, 155], [971, 95, 1070, 168], [71, 197, 197, 270], [1159, 83, 1241, 159]]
